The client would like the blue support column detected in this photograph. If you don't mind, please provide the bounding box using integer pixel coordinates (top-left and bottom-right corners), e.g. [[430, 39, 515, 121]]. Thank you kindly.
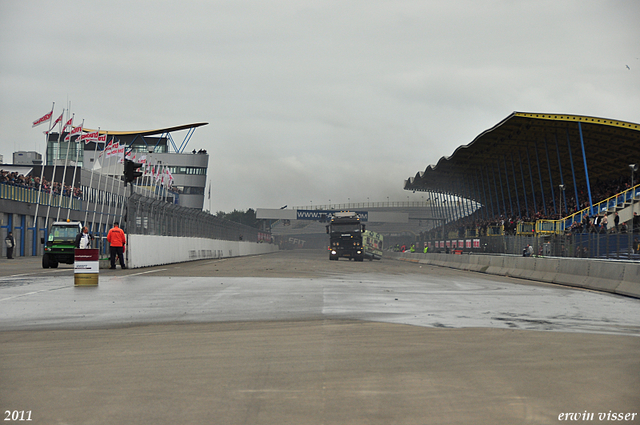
[[442, 192, 451, 223], [578, 122, 594, 216], [502, 156, 513, 216], [544, 135, 556, 216], [496, 160, 507, 216], [482, 166, 495, 218], [566, 129, 580, 214], [518, 151, 530, 218], [448, 192, 456, 221], [510, 153, 521, 218], [17, 215, 25, 257], [476, 170, 488, 220], [526, 147, 538, 215], [554, 132, 568, 216], [453, 190, 461, 221], [534, 140, 547, 215], [462, 176, 473, 219]]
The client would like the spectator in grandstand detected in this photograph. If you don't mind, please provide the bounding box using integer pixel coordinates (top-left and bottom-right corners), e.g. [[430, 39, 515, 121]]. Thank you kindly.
[[614, 212, 620, 232]]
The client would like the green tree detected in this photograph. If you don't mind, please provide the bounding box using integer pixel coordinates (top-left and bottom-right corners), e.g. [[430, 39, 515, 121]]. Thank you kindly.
[[216, 209, 258, 228]]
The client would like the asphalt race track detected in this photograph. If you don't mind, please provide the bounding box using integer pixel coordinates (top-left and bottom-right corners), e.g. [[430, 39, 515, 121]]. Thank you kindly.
[[1, 250, 639, 425]]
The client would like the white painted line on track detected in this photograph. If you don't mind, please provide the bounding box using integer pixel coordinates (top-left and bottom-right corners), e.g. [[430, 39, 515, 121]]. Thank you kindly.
[[127, 269, 168, 276], [0, 286, 69, 302]]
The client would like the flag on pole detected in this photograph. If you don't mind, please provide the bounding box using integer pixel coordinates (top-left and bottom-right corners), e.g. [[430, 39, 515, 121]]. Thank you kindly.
[[32, 109, 53, 127], [80, 130, 99, 143], [63, 117, 73, 132], [49, 112, 64, 130], [104, 140, 114, 157], [64, 125, 82, 142]]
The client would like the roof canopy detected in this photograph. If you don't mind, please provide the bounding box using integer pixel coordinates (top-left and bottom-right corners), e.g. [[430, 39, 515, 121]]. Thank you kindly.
[[83, 122, 208, 136], [405, 112, 640, 214]]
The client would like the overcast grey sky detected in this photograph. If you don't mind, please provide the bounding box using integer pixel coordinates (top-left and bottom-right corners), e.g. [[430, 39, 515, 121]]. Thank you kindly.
[[1, 0, 638, 212]]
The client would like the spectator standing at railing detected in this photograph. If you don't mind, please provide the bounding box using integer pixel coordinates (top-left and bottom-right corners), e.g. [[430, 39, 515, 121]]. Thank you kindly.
[[614, 212, 620, 233]]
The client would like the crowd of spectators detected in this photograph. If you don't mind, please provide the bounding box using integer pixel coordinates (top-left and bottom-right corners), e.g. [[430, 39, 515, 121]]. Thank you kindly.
[[422, 174, 638, 239], [0, 169, 82, 198]]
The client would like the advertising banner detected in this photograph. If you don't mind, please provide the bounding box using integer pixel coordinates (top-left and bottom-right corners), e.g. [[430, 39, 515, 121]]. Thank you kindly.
[[74, 249, 99, 286]]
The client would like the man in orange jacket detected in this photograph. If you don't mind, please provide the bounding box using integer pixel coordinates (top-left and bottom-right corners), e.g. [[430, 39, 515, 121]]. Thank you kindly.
[[106, 222, 127, 269]]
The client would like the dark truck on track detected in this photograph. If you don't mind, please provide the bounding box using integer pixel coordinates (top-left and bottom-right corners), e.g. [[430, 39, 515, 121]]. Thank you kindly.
[[326, 211, 366, 261]]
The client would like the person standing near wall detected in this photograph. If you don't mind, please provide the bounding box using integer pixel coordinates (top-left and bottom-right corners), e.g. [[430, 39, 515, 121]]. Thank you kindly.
[[75, 226, 93, 250], [5, 231, 15, 259], [106, 222, 127, 269]]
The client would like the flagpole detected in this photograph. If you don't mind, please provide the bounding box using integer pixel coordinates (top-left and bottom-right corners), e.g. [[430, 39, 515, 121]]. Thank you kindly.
[[91, 131, 107, 232], [67, 119, 84, 220], [45, 109, 64, 224], [83, 128, 101, 226], [117, 142, 127, 224], [33, 102, 54, 247], [103, 139, 117, 231], [57, 112, 74, 221], [98, 137, 116, 250]]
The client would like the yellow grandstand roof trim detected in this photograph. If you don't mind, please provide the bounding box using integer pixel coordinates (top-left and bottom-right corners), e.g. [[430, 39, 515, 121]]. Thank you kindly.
[[82, 122, 208, 136], [513, 112, 640, 131]]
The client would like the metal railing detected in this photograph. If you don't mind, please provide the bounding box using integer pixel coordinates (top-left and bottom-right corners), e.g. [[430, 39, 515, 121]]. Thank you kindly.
[[125, 193, 262, 242], [563, 183, 640, 230], [0, 182, 82, 209]]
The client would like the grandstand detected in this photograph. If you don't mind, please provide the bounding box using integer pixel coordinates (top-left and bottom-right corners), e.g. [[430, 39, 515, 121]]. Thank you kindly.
[[404, 112, 640, 259]]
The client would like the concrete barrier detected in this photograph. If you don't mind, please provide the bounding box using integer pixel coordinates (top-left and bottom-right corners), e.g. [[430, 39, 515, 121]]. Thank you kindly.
[[127, 235, 278, 269], [554, 259, 590, 288], [389, 252, 640, 299]]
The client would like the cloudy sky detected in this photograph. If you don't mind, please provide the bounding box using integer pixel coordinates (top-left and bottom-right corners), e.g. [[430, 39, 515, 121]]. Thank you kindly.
[[1, 0, 638, 212]]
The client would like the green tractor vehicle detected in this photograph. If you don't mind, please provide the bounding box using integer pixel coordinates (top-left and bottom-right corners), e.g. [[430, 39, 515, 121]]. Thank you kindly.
[[42, 221, 82, 268]]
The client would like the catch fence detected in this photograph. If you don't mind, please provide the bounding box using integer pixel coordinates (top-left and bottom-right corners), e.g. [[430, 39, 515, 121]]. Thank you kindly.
[[126, 193, 263, 242]]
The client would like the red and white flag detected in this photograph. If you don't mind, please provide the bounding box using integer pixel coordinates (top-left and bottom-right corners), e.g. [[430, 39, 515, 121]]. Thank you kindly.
[[64, 126, 83, 142], [80, 130, 99, 143], [63, 117, 73, 132], [104, 140, 114, 157], [47, 112, 64, 132], [32, 110, 53, 127], [98, 133, 107, 143]]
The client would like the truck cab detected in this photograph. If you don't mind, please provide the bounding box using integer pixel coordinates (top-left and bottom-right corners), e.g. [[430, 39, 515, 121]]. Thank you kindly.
[[42, 221, 82, 268], [327, 211, 365, 261]]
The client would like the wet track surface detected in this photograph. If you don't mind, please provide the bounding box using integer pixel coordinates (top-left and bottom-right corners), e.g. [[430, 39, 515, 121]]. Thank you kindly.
[[1, 251, 639, 335], [1, 250, 639, 425]]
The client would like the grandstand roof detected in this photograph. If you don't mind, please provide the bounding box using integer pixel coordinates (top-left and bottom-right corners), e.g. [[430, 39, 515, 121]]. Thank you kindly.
[[404, 112, 640, 209], [83, 122, 208, 136]]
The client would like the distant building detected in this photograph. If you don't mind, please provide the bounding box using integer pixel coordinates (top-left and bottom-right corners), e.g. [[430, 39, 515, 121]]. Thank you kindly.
[[13, 151, 42, 165], [45, 122, 209, 210]]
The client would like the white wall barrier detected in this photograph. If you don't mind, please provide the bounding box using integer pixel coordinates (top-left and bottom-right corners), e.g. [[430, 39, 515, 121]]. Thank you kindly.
[[390, 252, 640, 299], [127, 235, 278, 268]]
